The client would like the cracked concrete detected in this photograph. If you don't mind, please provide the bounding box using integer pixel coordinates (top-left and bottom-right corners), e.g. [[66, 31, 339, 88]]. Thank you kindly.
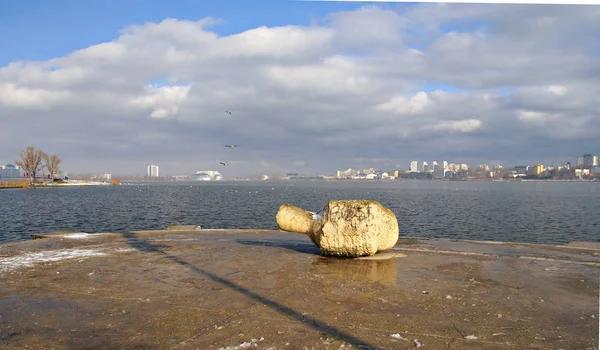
[[0, 229, 598, 349]]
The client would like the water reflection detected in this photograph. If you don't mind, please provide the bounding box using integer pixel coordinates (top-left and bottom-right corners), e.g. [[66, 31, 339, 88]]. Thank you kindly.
[[311, 256, 399, 286]]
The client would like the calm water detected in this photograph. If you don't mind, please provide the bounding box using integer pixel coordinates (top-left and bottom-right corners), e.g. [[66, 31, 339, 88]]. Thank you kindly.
[[0, 180, 598, 245]]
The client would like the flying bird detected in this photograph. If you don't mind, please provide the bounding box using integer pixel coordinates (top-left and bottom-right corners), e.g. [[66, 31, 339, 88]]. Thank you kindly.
[[224, 110, 232, 115], [225, 145, 238, 148], [220, 162, 229, 166]]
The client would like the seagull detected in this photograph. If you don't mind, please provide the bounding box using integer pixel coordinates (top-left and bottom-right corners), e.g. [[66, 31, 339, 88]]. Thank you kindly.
[[220, 161, 229, 166], [224, 110, 232, 115], [225, 145, 238, 148]]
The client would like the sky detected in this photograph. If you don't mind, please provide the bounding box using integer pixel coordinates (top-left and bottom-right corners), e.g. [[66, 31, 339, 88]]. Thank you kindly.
[[1, 1, 599, 177]]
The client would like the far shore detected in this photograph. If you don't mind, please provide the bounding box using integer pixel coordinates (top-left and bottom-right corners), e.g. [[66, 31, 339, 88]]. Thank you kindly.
[[0, 179, 119, 189], [40, 180, 115, 187]]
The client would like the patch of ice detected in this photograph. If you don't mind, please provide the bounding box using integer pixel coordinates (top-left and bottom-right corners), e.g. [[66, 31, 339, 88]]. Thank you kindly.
[[390, 333, 408, 341], [219, 338, 262, 350], [0, 249, 108, 273], [115, 248, 135, 253], [58, 232, 92, 239]]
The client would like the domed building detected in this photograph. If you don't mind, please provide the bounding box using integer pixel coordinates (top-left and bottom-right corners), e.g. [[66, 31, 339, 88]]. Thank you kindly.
[[191, 172, 211, 181], [191, 170, 223, 181], [0, 164, 23, 180]]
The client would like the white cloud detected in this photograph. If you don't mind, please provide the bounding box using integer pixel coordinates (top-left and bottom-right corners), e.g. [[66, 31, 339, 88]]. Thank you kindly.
[[265, 55, 375, 95], [328, 6, 405, 48], [546, 85, 567, 95], [518, 110, 550, 122], [374, 92, 430, 115], [72, 42, 127, 64], [221, 26, 334, 59], [0, 83, 70, 109], [131, 84, 191, 119], [0, 4, 598, 175], [421, 119, 483, 134]]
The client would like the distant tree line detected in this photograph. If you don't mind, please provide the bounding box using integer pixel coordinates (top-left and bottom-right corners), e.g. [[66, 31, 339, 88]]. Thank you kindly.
[[15, 146, 62, 185]]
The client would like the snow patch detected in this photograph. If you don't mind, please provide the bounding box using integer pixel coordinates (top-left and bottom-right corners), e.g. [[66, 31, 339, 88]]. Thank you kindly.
[[115, 248, 135, 253], [219, 337, 264, 350], [390, 333, 409, 341], [57, 232, 93, 239], [0, 249, 108, 273]]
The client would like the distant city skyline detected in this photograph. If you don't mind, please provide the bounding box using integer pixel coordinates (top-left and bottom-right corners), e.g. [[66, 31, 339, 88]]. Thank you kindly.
[[1, 3, 598, 177], [34, 152, 594, 178]]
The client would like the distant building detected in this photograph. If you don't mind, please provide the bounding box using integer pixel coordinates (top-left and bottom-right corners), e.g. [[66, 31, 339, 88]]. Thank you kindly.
[[527, 164, 544, 176], [409, 161, 418, 172], [103, 174, 112, 181], [431, 161, 438, 171], [442, 161, 448, 170], [0, 164, 23, 180], [335, 168, 359, 178], [513, 165, 529, 175], [449, 163, 464, 172], [147, 165, 159, 177], [577, 154, 598, 168], [422, 161, 429, 172], [191, 170, 222, 181], [192, 173, 211, 181], [433, 169, 446, 179]]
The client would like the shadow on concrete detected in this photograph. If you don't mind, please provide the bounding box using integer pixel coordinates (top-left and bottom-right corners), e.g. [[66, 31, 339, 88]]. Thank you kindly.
[[119, 231, 379, 350], [235, 239, 321, 255]]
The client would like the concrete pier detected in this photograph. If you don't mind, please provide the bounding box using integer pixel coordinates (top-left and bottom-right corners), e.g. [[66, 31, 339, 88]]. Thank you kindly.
[[1, 229, 598, 349]]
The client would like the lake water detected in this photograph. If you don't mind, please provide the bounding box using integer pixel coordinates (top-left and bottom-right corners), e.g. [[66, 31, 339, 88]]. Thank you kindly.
[[0, 180, 598, 245]]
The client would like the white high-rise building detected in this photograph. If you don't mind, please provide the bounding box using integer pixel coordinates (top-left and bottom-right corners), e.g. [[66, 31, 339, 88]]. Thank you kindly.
[[432, 161, 438, 171], [409, 161, 418, 172], [422, 161, 429, 172], [442, 161, 448, 170], [147, 165, 159, 177]]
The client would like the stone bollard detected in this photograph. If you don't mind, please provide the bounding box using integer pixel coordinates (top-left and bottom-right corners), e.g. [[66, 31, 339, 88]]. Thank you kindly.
[[276, 200, 399, 257]]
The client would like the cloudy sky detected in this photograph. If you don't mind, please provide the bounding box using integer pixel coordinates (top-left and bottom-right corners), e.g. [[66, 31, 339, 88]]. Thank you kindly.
[[1, 1, 599, 177]]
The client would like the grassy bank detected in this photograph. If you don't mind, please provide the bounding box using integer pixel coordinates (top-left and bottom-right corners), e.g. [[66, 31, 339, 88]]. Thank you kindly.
[[0, 181, 30, 189]]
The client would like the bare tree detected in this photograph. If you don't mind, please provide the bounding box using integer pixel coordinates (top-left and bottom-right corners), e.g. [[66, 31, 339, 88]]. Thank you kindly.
[[43, 154, 62, 181], [15, 146, 46, 185]]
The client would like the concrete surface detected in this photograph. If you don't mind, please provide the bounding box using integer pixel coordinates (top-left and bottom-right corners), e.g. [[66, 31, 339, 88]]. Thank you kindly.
[[0, 229, 598, 350]]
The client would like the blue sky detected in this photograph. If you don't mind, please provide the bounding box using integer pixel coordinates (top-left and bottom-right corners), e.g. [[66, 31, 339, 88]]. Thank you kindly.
[[0, 0, 412, 65]]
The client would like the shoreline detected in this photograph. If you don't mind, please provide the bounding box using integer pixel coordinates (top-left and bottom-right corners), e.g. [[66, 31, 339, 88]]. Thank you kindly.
[[0, 180, 119, 189]]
